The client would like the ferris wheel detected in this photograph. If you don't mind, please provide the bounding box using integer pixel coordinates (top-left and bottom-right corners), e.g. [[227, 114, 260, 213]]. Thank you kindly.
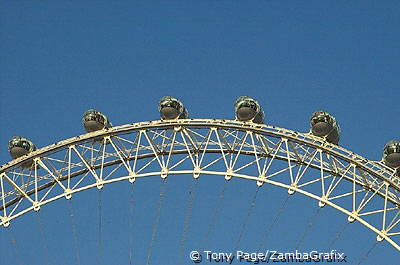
[[1, 96, 399, 264]]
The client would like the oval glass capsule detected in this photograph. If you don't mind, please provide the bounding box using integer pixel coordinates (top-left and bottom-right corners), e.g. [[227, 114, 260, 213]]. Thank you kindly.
[[383, 140, 400, 168], [158, 96, 188, 120], [310, 110, 340, 144], [82, 109, 111, 133], [234, 96, 264, 124]]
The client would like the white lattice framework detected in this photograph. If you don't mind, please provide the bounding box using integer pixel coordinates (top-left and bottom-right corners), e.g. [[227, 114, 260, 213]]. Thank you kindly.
[[0, 119, 399, 250]]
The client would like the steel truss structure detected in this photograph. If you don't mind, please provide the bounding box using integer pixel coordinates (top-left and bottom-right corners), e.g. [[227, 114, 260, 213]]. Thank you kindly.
[[0, 119, 399, 250]]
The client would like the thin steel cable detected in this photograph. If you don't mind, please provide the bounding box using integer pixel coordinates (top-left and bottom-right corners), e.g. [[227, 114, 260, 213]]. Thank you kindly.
[[327, 222, 349, 250], [37, 211, 51, 265], [97, 190, 103, 265], [129, 184, 136, 265], [178, 178, 199, 264], [8, 226, 24, 265], [202, 181, 229, 250], [68, 200, 81, 265], [235, 187, 260, 251], [257, 195, 290, 252], [295, 207, 322, 250], [146, 179, 168, 265], [356, 242, 378, 265]]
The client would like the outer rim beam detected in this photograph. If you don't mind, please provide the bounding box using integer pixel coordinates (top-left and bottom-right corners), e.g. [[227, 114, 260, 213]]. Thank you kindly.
[[1, 119, 396, 183]]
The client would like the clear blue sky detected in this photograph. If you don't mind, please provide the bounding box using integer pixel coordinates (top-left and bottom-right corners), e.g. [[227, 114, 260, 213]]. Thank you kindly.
[[0, 1, 399, 264]]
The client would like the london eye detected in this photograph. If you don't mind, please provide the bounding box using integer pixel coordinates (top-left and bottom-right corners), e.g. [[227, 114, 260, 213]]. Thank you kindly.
[[1, 2, 400, 265], [1, 96, 399, 264]]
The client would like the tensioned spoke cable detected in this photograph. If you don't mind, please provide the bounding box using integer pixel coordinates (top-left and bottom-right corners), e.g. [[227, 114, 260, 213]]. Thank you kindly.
[[202, 181, 229, 250], [129, 184, 136, 265], [235, 186, 260, 251], [146, 179, 168, 265], [68, 200, 81, 265], [295, 207, 322, 250], [327, 222, 349, 250], [178, 178, 199, 264], [257, 195, 290, 252], [8, 226, 24, 265], [97, 190, 103, 265], [37, 211, 51, 265], [356, 242, 378, 265]]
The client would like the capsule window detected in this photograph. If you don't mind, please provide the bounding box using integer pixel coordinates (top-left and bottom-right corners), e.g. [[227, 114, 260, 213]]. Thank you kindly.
[[98, 115, 105, 124], [313, 114, 330, 124], [385, 146, 398, 155], [162, 100, 179, 110]]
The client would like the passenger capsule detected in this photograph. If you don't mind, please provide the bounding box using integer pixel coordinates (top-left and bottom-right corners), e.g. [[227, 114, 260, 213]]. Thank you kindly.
[[8, 136, 36, 159], [234, 96, 264, 124], [383, 140, 400, 168], [82, 109, 112, 133], [158, 96, 188, 120], [310, 110, 340, 144], [8, 136, 36, 168]]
